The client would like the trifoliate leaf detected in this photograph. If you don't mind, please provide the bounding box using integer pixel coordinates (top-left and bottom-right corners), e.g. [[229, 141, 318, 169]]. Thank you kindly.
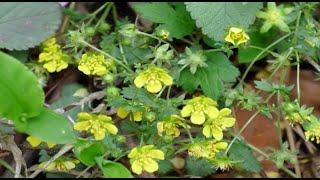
[[178, 52, 240, 100], [133, 2, 195, 39], [0, 2, 62, 50], [185, 2, 263, 41], [228, 140, 262, 173]]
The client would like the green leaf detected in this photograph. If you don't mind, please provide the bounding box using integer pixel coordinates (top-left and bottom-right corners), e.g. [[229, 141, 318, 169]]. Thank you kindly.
[[74, 139, 105, 166], [185, 2, 262, 41], [0, 2, 62, 50], [178, 52, 239, 100], [158, 160, 173, 175], [228, 140, 262, 173], [95, 157, 133, 178], [185, 156, 215, 177], [254, 80, 274, 92], [0, 51, 44, 126], [133, 2, 195, 39], [24, 107, 76, 144], [50, 83, 88, 119], [121, 86, 158, 108], [238, 30, 276, 63]]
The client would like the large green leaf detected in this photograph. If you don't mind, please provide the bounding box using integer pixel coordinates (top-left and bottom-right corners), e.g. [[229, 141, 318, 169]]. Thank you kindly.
[[185, 2, 262, 41], [133, 2, 195, 39], [0, 2, 62, 50], [24, 107, 76, 144], [238, 30, 276, 63], [74, 140, 105, 166], [228, 140, 262, 173], [95, 157, 133, 178], [0, 51, 44, 125], [178, 52, 240, 100]]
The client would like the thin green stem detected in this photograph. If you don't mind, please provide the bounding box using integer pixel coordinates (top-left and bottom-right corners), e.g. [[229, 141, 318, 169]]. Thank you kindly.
[[239, 32, 293, 86], [86, 3, 110, 26], [295, 50, 301, 103], [225, 92, 275, 154], [94, 4, 112, 29], [0, 159, 19, 177], [80, 40, 134, 73], [136, 31, 178, 54]]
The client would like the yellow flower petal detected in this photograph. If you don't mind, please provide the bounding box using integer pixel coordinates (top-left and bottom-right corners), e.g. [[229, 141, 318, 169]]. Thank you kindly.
[[78, 65, 91, 75], [117, 107, 129, 119], [143, 159, 159, 173], [160, 73, 173, 86], [205, 106, 219, 119], [134, 74, 147, 88], [133, 111, 142, 121], [132, 160, 143, 175], [93, 129, 106, 140], [128, 147, 138, 158], [63, 161, 76, 170], [27, 136, 42, 148], [211, 128, 223, 140], [47, 143, 56, 149], [146, 80, 162, 93], [222, 117, 236, 127], [190, 111, 206, 125], [73, 121, 91, 131], [181, 105, 192, 117], [77, 112, 92, 120], [219, 108, 232, 116], [215, 142, 228, 150], [104, 123, 118, 135], [202, 125, 211, 138], [157, 122, 164, 136], [149, 149, 165, 160]]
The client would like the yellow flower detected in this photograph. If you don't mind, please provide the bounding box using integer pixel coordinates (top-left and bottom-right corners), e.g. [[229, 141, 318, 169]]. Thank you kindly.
[[73, 112, 118, 140], [38, 37, 69, 73], [128, 145, 164, 175], [188, 140, 228, 159], [26, 136, 56, 148], [78, 52, 114, 76], [181, 95, 218, 125], [117, 107, 143, 122], [202, 108, 236, 140], [157, 115, 187, 138], [225, 27, 250, 46], [134, 66, 173, 93], [304, 116, 320, 144], [39, 158, 79, 172]]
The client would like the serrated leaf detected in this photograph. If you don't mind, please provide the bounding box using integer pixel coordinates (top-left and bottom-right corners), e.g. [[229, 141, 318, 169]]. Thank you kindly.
[[133, 2, 195, 39], [178, 52, 239, 100], [185, 156, 215, 177], [95, 157, 133, 178], [158, 160, 173, 175], [228, 140, 262, 173], [185, 2, 262, 41], [0, 51, 44, 127], [121, 86, 158, 107], [254, 80, 274, 92], [74, 139, 105, 166], [24, 107, 76, 144], [0, 2, 62, 50]]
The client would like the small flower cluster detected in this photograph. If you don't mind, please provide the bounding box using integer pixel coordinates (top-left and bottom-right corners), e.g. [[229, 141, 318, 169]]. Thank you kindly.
[[134, 66, 173, 93], [188, 140, 228, 159], [73, 112, 118, 140], [38, 37, 69, 73], [78, 52, 115, 76], [39, 158, 79, 172], [128, 145, 164, 175]]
